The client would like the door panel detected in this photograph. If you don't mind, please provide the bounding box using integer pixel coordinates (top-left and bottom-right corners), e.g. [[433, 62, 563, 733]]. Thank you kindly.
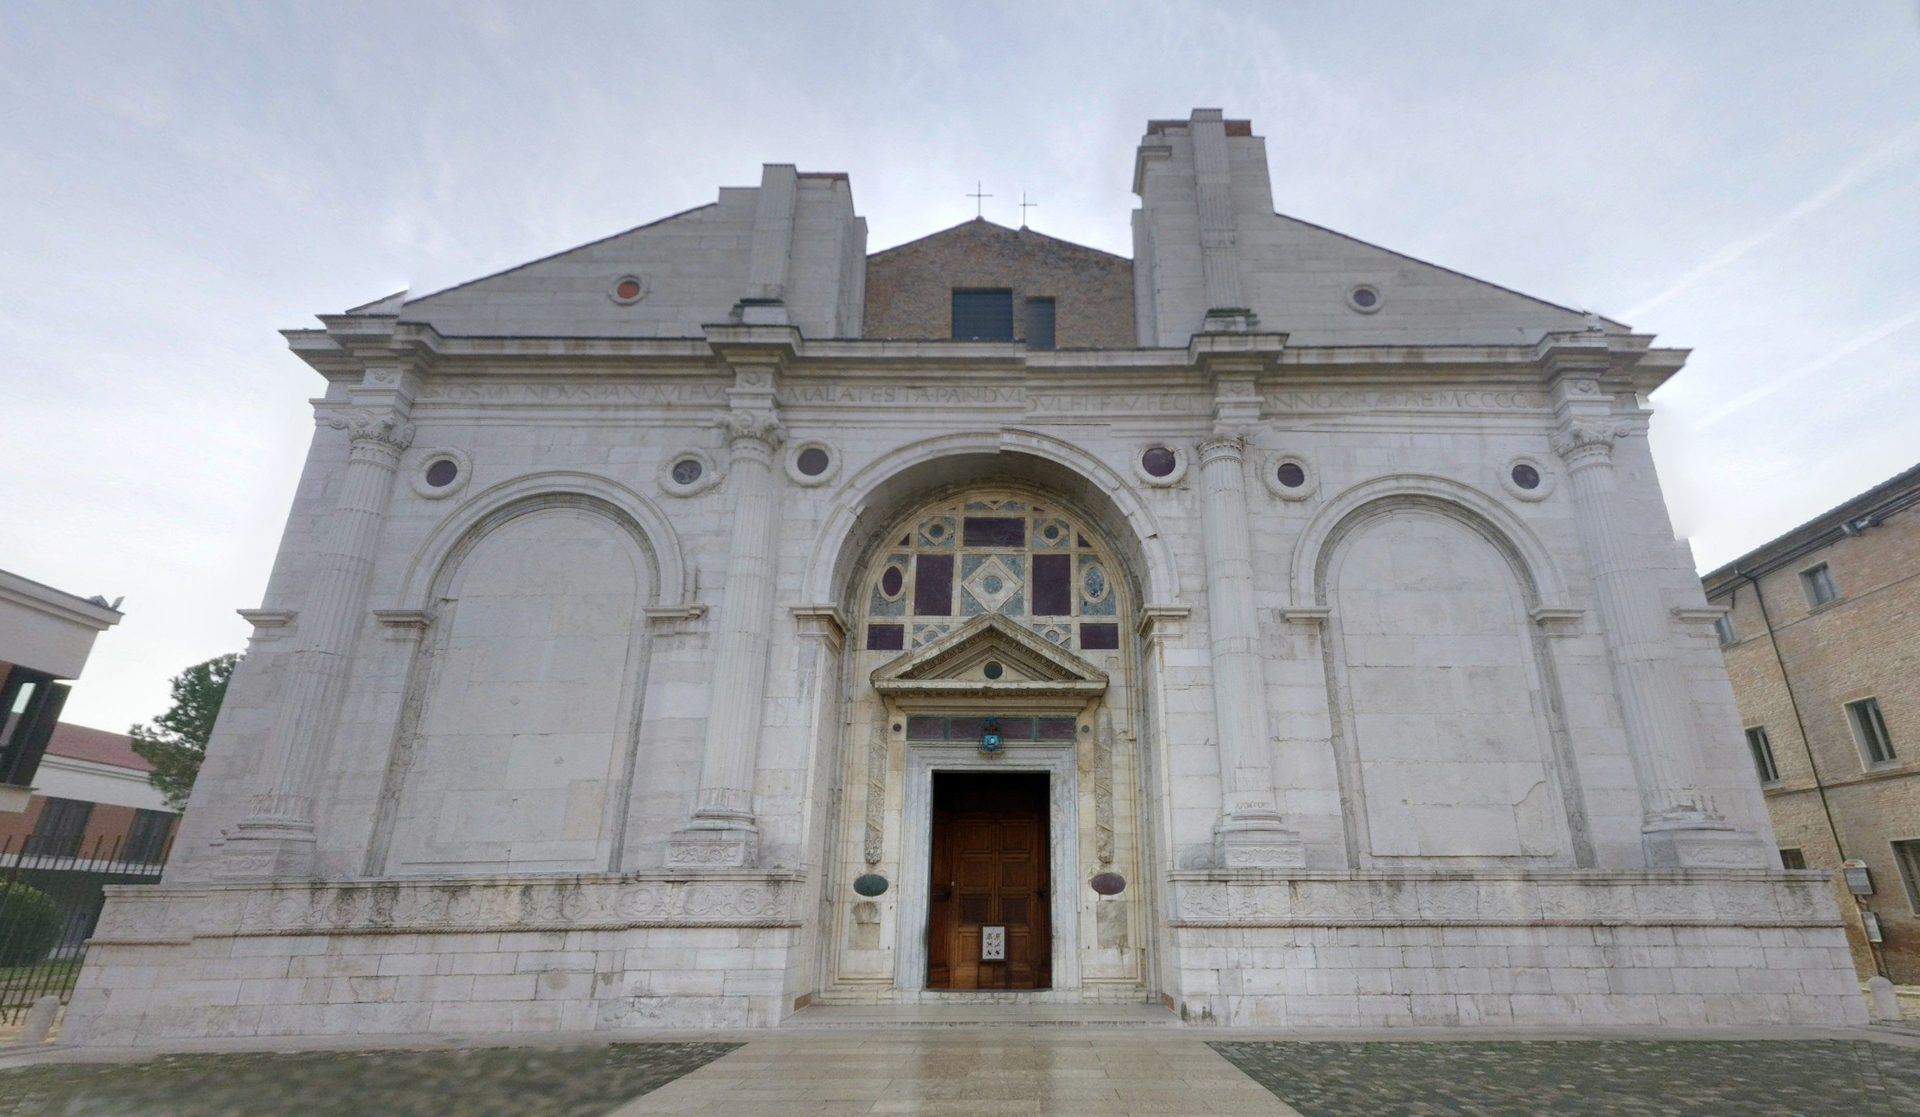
[[927, 771, 1050, 990]]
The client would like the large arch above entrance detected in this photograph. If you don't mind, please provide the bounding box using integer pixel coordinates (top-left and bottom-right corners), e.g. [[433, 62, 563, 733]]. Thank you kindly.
[[817, 464, 1155, 1002], [801, 429, 1180, 612]]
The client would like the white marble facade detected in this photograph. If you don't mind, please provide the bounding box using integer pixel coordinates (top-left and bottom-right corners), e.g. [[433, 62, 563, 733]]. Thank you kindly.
[[67, 110, 1865, 1044]]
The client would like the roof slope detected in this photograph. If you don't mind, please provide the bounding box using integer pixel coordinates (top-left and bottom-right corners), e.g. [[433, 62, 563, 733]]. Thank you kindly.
[[46, 722, 150, 772]]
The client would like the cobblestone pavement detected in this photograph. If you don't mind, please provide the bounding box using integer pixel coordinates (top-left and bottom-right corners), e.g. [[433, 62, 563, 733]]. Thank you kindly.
[[0, 1041, 738, 1117], [1211, 1039, 1920, 1117]]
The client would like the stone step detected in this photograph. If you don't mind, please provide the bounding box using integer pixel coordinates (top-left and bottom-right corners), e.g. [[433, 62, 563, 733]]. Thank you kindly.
[[783, 1003, 1185, 1028]]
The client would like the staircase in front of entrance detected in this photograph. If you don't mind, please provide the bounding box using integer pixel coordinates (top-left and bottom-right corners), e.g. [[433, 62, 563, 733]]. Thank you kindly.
[[784, 1002, 1184, 1028]]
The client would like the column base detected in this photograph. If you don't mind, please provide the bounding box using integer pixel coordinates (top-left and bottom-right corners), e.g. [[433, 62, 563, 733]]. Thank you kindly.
[[1642, 813, 1770, 868], [1214, 813, 1306, 870], [1201, 307, 1259, 333], [215, 818, 317, 880], [667, 821, 759, 870]]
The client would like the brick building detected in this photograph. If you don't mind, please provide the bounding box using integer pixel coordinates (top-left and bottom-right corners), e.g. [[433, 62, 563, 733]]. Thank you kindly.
[[863, 219, 1135, 347], [1703, 461, 1920, 982]]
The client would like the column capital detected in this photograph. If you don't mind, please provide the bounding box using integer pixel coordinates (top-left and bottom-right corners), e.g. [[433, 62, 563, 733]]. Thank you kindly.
[[330, 407, 415, 462], [716, 408, 785, 454], [1197, 431, 1247, 464], [1549, 418, 1631, 469]]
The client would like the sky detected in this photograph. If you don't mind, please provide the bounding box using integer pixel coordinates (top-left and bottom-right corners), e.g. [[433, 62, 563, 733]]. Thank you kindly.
[[3, 1, 1917, 733]]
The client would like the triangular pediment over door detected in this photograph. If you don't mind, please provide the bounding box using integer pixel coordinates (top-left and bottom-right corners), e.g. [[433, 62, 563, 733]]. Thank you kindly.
[[870, 614, 1108, 700]]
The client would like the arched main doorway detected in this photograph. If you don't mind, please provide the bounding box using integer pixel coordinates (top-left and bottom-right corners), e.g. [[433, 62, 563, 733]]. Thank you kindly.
[[823, 482, 1149, 1000]]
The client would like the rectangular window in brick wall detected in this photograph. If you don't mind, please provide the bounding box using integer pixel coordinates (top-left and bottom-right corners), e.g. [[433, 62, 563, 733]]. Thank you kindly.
[[1024, 298, 1055, 350], [1893, 840, 1920, 914], [951, 289, 1013, 340], [1801, 562, 1839, 608], [1848, 697, 1897, 765], [1779, 847, 1807, 870], [1746, 726, 1780, 783]]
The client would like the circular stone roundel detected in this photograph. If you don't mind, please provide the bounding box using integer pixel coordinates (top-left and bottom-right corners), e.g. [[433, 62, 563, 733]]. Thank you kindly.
[[1090, 872, 1127, 896], [659, 448, 721, 497], [1499, 455, 1556, 502], [853, 874, 890, 897], [1130, 444, 1188, 487]]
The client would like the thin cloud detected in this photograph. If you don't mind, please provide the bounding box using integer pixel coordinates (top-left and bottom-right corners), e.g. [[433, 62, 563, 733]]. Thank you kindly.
[[1697, 306, 1920, 425], [1625, 124, 1920, 320]]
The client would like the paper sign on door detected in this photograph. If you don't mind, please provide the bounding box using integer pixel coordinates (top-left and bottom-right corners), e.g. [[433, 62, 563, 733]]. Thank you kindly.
[[981, 925, 1006, 961]]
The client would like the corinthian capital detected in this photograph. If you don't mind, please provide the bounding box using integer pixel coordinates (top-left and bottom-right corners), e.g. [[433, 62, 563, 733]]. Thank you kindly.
[[329, 408, 415, 455], [715, 408, 785, 451], [1550, 418, 1630, 465], [1196, 431, 1247, 463]]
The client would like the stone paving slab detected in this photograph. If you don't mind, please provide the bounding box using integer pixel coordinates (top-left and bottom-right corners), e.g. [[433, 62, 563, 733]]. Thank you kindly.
[[604, 1033, 1303, 1116], [1212, 1039, 1920, 1116], [0, 1041, 738, 1117]]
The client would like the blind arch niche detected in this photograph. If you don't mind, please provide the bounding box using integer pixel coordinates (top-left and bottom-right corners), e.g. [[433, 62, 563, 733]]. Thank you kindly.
[[1319, 497, 1576, 865], [384, 502, 652, 876]]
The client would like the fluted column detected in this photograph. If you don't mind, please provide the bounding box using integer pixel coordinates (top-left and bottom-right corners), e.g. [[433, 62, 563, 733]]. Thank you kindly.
[[1196, 431, 1303, 868], [221, 406, 413, 879], [669, 408, 783, 869], [1551, 388, 1764, 867]]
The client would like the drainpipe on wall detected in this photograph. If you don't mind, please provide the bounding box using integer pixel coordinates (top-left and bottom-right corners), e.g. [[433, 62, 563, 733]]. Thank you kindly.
[[1739, 568, 1888, 980]]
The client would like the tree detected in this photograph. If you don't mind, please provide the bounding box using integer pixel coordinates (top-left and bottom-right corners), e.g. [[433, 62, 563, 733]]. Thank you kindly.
[[129, 653, 239, 812]]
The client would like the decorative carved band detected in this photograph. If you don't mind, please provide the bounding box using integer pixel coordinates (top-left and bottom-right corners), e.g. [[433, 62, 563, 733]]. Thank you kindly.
[[90, 875, 803, 943], [1167, 871, 1835, 929], [864, 701, 888, 866]]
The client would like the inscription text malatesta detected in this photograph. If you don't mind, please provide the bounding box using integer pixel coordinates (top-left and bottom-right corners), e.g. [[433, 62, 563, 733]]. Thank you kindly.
[[417, 382, 1547, 414]]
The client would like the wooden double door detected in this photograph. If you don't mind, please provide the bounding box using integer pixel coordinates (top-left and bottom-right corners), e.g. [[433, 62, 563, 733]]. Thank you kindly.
[[927, 771, 1051, 990]]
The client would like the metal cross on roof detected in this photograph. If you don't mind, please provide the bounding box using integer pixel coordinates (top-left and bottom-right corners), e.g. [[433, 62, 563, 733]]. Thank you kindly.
[[1019, 193, 1038, 227], [967, 181, 991, 219]]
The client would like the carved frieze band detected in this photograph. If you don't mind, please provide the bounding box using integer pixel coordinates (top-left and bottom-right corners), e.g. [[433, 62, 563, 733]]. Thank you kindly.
[[90, 875, 803, 943], [864, 702, 888, 866], [1166, 872, 1838, 929], [1094, 707, 1116, 867]]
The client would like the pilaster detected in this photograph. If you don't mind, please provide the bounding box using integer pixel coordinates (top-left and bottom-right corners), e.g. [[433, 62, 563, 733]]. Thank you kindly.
[[1541, 334, 1767, 868], [1190, 336, 1302, 869], [669, 331, 793, 869], [221, 326, 421, 880]]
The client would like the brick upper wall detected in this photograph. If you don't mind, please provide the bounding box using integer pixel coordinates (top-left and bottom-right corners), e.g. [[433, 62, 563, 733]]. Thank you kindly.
[[862, 219, 1135, 347]]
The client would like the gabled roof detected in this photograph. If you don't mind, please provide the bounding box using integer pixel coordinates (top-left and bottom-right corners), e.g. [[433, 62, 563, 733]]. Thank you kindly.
[[47, 723, 150, 773], [870, 614, 1108, 698], [868, 217, 1129, 265]]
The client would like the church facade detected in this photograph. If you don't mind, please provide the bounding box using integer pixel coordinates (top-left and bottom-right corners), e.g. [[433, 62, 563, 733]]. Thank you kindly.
[[69, 110, 1865, 1043]]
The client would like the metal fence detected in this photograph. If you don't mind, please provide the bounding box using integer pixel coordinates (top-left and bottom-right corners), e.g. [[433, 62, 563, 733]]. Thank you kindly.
[[1, 831, 171, 1023]]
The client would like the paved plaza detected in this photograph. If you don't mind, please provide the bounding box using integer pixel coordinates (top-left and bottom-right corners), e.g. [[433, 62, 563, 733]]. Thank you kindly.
[[5, 1028, 1920, 1116]]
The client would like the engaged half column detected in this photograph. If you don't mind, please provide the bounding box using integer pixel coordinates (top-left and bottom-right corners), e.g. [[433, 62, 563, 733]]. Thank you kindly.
[[669, 408, 784, 869], [1196, 431, 1303, 869], [221, 404, 413, 879]]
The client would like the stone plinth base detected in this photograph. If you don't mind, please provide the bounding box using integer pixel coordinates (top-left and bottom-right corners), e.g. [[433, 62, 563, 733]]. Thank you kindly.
[[63, 872, 802, 1047], [1162, 868, 1868, 1028], [666, 824, 758, 870]]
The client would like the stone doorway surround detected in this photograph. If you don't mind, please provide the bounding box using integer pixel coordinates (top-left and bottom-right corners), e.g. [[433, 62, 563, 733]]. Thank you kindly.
[[894, 740, 1082, 994], [868, 613, 1111, 997]]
